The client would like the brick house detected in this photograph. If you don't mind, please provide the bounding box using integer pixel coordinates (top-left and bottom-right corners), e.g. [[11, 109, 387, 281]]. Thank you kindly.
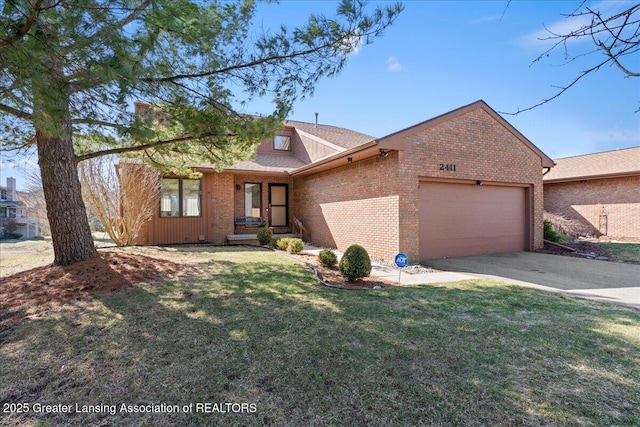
[[136, 100, 554, 262], [543, 147, 640, 240]]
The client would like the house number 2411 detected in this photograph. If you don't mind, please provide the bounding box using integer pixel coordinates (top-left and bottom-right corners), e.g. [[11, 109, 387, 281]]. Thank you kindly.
[[439, 163, 456, 172]]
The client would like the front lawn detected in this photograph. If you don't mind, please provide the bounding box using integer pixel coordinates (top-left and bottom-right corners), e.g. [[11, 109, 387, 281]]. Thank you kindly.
[[1, 246, 639, 426], [600, 242, 640, 263]]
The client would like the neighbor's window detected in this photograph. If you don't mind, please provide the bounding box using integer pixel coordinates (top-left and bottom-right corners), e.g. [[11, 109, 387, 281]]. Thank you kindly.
[[0, 207, 5, 217], [274, 135, 291, 151], [160, 178, 201, 217], [244, 183, 261, 218]]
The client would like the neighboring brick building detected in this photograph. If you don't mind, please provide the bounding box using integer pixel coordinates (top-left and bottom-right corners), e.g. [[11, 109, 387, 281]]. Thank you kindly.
[[543, 147, 640, 241], [137, 100, 554, 262]]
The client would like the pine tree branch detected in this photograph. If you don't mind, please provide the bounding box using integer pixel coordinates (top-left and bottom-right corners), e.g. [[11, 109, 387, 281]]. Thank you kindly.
[[75, 133, 228, 162], [60, 0, 151, 55], [0, 0, 45, 49], [0, 102, 32, 120], [140, 43, 339, 83]]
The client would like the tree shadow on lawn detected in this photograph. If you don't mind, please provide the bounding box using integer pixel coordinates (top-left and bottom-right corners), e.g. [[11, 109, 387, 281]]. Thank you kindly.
[[1, 247, 639, 426]]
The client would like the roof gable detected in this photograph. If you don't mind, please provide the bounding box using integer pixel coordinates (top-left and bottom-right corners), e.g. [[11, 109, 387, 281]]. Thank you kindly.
[[377, 100, 555, 168], [544, 146, 640, 182]]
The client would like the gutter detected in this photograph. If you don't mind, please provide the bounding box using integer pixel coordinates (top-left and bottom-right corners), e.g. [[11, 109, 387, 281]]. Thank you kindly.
[[543, 171, 640, 184]]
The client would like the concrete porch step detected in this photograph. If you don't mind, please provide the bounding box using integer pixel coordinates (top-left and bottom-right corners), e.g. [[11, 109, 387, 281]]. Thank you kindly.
[[227, 233, 299, 243]]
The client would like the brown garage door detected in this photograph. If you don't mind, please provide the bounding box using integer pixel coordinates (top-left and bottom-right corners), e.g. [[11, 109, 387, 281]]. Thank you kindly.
[[419, 182, 526, 259]]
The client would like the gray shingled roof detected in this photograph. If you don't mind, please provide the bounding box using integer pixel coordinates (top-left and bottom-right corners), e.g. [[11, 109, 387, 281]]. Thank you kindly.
[[226, 154, 307, 173], [285, 120, 375, 149], [544, 146, 640, 182]]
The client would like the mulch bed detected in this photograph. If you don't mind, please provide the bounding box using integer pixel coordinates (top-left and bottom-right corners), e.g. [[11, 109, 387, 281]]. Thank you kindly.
[[0, 251, 182, 331], [286, 253, 399, 290], [536, 240, 612, 259]]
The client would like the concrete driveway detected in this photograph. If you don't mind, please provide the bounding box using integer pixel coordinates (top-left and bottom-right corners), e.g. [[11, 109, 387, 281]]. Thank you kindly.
[[427, 252, 640, 309]]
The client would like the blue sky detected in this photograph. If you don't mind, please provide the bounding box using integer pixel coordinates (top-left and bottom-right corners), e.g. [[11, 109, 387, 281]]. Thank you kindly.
[[1, 0, 638, 189], [253, 0, 638, 160]]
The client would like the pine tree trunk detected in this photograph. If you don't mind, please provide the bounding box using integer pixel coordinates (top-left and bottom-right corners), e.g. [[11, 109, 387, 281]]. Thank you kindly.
[[31, 21, 97, 266], [36, 130, 97, 265]]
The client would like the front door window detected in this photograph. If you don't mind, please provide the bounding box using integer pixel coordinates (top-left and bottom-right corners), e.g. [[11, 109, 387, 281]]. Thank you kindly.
[[269, 184, 288, 227]]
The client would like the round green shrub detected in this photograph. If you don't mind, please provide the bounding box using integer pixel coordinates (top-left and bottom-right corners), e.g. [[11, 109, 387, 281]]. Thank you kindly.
[[543, 220, 562, 243], [339, 244, 371, 281], [288, 238, 304, 254], [257, 227, 273, 245], [270, 237, 280, 248], [318, 249, 337, 267], [276, 237, 292, 251]]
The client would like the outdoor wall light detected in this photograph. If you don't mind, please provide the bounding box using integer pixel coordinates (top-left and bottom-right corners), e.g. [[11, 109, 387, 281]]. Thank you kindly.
[[236, 184, 241, 190]]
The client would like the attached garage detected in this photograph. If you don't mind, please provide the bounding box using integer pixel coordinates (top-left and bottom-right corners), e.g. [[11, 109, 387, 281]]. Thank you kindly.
[[292, 101, 554, 263], [419, 181, 528, 259]]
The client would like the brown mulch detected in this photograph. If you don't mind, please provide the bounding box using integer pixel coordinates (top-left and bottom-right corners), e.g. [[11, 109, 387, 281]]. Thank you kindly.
[[286, 253, 399, 290], [0, 251, 182, 328], [536, 241, 612, 259]]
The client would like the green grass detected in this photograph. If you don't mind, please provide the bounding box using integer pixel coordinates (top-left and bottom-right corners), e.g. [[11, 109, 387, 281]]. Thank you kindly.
[[600, 242, 640, 263], [1, 246, 639, 426]]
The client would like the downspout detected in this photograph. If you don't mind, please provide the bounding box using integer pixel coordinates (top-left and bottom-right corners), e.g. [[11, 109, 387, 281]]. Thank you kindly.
[[542, 164, 555, 176]]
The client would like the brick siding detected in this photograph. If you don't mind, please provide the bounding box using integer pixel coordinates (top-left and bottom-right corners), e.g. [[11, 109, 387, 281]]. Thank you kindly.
[[397, 107, 545, 260], [138, 104, 548, 258], [233, 174, 292, 235], [294, 106, 546, 262], [293, 154, 400, 261], [544, 175, 640, 239]]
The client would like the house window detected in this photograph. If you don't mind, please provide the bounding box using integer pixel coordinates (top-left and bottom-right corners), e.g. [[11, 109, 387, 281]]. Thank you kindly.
[[182, 179, 201, 217], [0, 207, 5, 217], [0, 190, 6, 200], [160, 178, 201, 217], [274, 135, 291, 151], [244, 183, 261, 218]]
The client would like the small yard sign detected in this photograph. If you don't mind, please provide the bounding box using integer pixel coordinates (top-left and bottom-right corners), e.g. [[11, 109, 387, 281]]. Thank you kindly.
[[395, 252, 408, 284], [395, 253, 408, 268]]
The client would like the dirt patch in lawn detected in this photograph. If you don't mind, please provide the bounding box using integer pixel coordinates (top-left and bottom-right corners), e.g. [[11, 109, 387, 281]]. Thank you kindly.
[[286, 252, 399, 290], [537, 241, 612, 259], [0, 250, 182, 329]]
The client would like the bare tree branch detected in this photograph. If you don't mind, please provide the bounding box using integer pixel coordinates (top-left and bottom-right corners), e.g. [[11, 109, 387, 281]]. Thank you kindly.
[[506, 2, 639, 114]]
